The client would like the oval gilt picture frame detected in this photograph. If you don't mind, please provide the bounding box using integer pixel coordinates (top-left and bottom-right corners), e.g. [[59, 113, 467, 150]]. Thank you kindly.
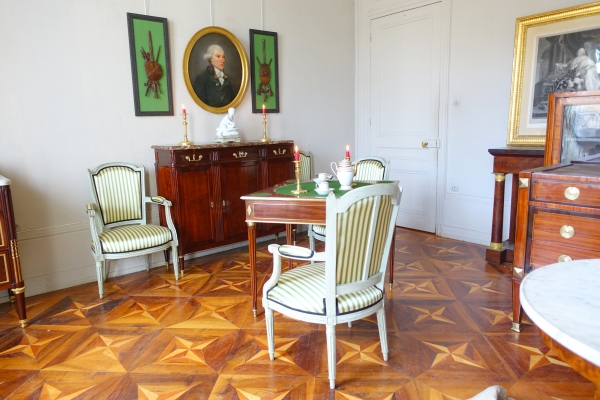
[[183, 26, 248, 114]]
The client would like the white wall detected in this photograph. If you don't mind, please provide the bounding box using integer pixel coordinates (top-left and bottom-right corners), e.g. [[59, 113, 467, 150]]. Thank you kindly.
[[441, 0, 591, 244], [0, 0, 355, 300]]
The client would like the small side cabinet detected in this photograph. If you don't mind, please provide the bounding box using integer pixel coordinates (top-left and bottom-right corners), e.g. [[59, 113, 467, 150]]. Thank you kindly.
[[0, 175, 27, 327], [512, 160, 600, 332]]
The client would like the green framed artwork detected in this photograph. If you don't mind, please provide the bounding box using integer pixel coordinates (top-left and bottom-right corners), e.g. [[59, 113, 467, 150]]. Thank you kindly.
[[249, 29, 279, 113], [127, 13, 173, 116]]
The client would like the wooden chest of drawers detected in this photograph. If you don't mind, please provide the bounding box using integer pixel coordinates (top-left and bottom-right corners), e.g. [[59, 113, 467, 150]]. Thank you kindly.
[[511, 161, 600, 332], [0, 175, 27, 327]]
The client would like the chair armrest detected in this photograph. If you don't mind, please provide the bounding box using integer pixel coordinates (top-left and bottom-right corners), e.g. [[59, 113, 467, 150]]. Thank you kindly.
[[146, 196, 172, 206], [85, 203, 104, 251], [268, 244, 326, 261]]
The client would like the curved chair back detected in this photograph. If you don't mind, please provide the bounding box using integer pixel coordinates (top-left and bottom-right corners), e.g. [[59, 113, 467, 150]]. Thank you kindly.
[[353, 157, 390, 181], [299, 151, 313, 181], [88, 163, 146, 228]]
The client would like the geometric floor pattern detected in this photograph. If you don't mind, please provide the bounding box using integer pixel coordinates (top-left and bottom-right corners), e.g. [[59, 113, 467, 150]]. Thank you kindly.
[[0, 228, 596, 399]]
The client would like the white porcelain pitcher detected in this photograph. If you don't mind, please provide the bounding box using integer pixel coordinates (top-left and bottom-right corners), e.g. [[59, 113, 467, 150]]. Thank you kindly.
[[330, 159, 354, 190]]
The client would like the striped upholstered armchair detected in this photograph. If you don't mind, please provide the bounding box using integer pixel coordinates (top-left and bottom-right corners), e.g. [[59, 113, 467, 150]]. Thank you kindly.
[[263, 183, 402, 389], [86, 162, 179, 298], [308, 156, 390, 253]]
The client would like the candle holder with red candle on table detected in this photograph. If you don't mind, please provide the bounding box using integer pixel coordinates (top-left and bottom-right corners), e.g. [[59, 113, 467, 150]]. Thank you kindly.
[[291, 146, 307, 194], [258, 104, 271, 143], [345, 145, 351, 161], [178, 104, 194, 147]]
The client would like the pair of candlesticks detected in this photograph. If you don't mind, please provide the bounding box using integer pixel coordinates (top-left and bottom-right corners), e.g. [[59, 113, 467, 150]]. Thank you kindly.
[[177, 106, 271, 146]]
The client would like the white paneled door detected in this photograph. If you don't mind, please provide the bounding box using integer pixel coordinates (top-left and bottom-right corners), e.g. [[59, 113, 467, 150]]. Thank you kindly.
[[370, 2, 442, 232]]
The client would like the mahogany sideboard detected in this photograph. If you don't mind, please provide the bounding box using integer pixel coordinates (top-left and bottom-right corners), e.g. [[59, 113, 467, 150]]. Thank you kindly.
[[511, 160, 600, 332], [0, 175, 27, 327], [152, 141, 294, 266], [487, 147, 544, 265]]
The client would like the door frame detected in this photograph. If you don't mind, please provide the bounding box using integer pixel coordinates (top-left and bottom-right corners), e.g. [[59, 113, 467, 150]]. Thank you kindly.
[[355, 0, 452, 234]]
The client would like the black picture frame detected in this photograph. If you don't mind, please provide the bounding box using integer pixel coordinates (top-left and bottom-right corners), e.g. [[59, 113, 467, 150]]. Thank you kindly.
[[183, 26, 248, 114], [127, 13, 174, 116], [249, 29, 280, 113]]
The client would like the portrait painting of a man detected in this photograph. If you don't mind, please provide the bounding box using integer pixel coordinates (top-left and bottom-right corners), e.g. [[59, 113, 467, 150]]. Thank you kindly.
[[183, 27, 248, 113]]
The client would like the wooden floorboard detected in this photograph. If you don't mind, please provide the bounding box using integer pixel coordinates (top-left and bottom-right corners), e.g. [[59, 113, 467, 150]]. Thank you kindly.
[[0, 228, 596, 399]]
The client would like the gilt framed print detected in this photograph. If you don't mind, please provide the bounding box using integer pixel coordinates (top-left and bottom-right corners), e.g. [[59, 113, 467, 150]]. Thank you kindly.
[[545, 91, 600, 165], [127, 13, 173, 116], [507, 2, 600, 146], [183, 26, 248, 114], [249, 29, 279, 113]]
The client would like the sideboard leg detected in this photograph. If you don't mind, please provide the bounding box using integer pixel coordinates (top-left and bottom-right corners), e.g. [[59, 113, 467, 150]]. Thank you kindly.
[[511, 275, 523, 332]]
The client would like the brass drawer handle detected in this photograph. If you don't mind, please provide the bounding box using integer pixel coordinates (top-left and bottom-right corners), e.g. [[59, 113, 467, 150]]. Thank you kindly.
[[558, 254, 572, 263], [273, 149, 286, 155], [564, 186, 580, 200], [560, 225, 575, 239], [211, 202, 214, 208], [185, 154, 203, 162], [233, 151, 248, 158], [222, 200, 225, 207]]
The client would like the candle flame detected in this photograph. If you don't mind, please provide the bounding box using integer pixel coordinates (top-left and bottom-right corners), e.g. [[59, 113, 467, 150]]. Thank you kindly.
[[295, 146, 298, 152]]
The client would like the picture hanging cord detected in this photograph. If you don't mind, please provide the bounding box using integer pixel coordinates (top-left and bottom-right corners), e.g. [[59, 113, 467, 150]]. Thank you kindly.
[[261, 0, 264, 30], [210, 0, 213, 26], [144, 0, 147, 15]]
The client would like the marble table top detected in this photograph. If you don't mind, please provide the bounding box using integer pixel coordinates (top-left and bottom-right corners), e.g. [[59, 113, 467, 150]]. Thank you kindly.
[[520, 259, 600, 368], [0, 174, 11, 186]]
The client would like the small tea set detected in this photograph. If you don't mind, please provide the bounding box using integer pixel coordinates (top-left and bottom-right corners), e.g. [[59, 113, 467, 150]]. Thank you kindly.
[[313, 158, 355, 195]]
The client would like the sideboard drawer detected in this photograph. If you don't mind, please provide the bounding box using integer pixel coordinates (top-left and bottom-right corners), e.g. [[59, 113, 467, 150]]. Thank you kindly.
[[265, 144, 294, 158], [531, 180, 600, 208], [531, 210, 600, 249], [217, 147, 260, 161], [174, 149, 211, 165], [530, 240, 600, 269]]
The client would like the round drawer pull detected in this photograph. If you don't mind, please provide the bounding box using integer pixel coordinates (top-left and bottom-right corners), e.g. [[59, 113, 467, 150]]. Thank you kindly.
[[560, 225, 575, 239], [558, 254, 572, 263], [564, 186, 580, 200]]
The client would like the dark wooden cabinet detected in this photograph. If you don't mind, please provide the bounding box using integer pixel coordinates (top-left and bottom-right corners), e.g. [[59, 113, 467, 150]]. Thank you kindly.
[[511, 160, 600, 332], [0, 175, 27, 327], [153, 141, 294, 263]]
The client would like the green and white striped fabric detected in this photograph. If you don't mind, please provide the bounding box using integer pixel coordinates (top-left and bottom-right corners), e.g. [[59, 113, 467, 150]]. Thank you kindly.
[[311, 224, 326, 236], [93, 166, 143, 225], [300, 152, 312, 181], [367, 195, 393, 277], [354, 160, 385, 180], [267, 263, 383, 315], [96, 225, 172, 254]]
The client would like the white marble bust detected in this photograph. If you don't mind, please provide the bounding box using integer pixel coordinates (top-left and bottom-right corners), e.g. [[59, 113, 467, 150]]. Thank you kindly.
[[215, 107, 240, 142]]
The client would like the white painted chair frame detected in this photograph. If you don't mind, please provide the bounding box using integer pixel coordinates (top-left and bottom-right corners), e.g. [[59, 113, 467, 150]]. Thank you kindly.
[[86, 162, 179, 298], [308, 156, 390, 253], [263, 183, 402, 389]]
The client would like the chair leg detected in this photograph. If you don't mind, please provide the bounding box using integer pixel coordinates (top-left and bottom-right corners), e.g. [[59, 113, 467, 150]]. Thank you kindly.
[[172, 244, 179, 280], [144, 254, 150, 272], [265, 307, 275, 360], [163, 249, 170, 272], [348, 321, 352, 328], [103, 260, 108, 281], [326, 324, 337, 389], [96, 261, 104, 299], [376, 307, 389, 361], [308, 226, 315, 264]]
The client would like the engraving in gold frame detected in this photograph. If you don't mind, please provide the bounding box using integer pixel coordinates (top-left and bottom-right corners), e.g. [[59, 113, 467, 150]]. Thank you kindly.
[[506, 1, 600, 146], [182, 26, 249, 114]]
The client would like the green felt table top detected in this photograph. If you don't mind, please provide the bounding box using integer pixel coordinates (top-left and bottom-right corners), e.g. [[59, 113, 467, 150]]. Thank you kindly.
[[274, 180, 371, 197]]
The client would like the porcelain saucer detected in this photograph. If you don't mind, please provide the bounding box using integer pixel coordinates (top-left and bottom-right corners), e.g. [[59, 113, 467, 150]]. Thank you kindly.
[[314, 187, 334, 195]]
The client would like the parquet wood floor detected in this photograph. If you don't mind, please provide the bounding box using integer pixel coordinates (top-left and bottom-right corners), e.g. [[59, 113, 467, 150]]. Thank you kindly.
[[0, 228, 596, 399]]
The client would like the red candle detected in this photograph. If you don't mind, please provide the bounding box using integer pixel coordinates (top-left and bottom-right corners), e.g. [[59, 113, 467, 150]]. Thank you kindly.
[[346, 145, 350, 158], [262, 104, 266, 115], [294, 146, 299, 161], [182, 104, 186, 114]]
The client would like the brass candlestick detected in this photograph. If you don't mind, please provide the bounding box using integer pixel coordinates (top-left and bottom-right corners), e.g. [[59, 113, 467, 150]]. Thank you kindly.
[[290, 160, 307, 194], [179, 113, 194, 147], [258, 113, 271, 143]]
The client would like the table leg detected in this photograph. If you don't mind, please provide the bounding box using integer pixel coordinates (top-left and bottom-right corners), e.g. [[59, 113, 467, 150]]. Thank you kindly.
[[511, 276, 523, 332], [486, 173, 506, 264], [388, 226, 396, 289], [286, 224, 293, 270], [247, 222, 257, 317]]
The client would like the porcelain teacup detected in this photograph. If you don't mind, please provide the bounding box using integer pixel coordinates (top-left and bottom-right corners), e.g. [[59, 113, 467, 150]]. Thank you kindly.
[[318, 172, 328, 181], [317, 181, 329, 191]]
